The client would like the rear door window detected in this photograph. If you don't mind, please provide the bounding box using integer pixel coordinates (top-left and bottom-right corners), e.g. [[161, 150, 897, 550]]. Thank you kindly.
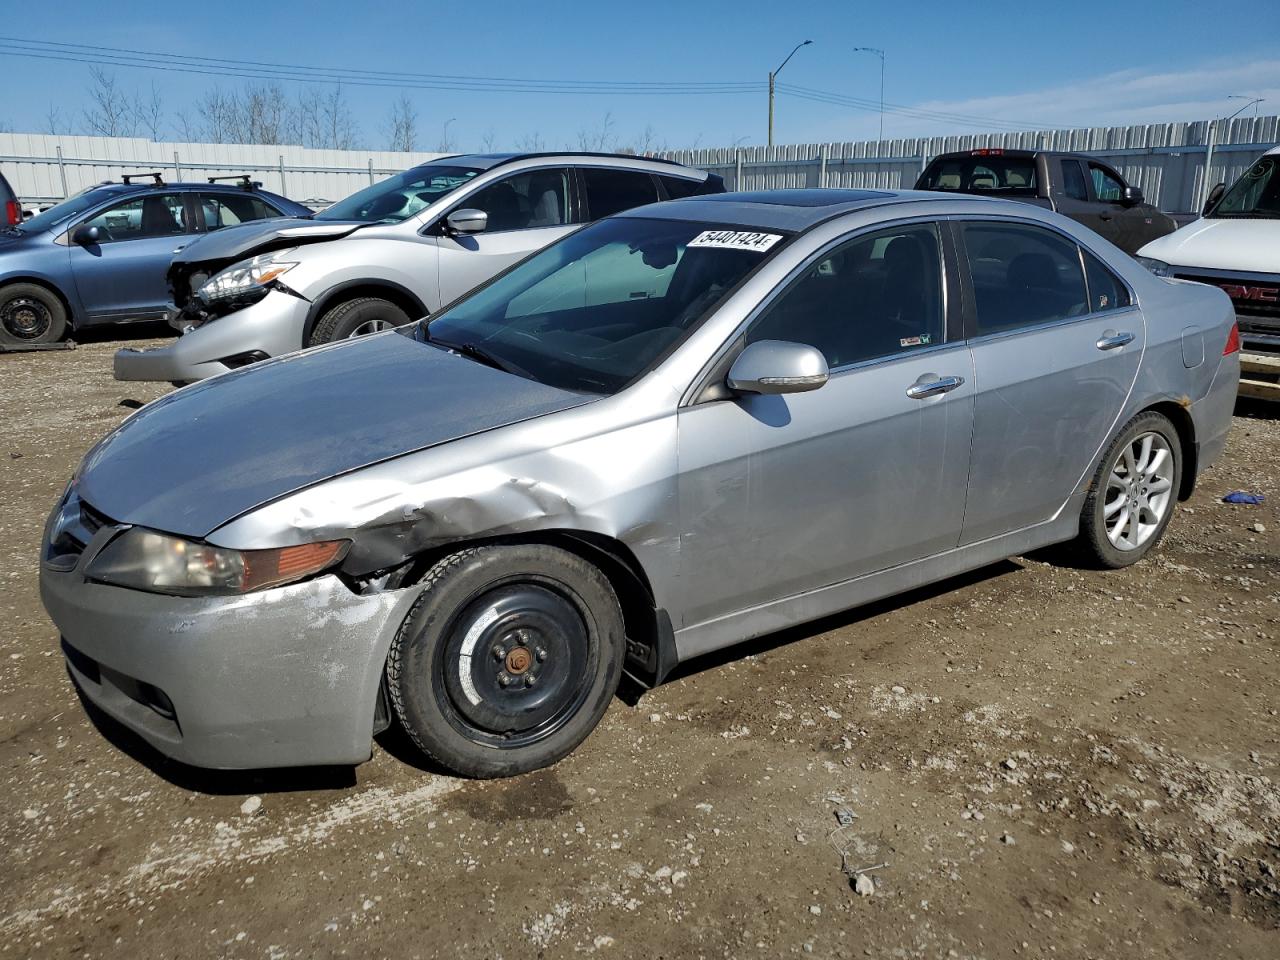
[[581, 168, 660, 219], [1061, 160, 1089, 201], [961, 222, 1088, 334], [198, 193, 283, 231]]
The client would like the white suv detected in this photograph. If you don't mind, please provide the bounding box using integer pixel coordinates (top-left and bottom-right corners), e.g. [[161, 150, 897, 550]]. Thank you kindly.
[[115, 152, 722, 383]]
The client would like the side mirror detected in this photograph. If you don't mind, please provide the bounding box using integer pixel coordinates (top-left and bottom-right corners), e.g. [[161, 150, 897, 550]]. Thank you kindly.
[[446, 209, 488, 235], [1121, 185, 1144, 206], [726, 340, 829, 396], [1202, 182, 1226, 216], [72, 225, 101, 245]]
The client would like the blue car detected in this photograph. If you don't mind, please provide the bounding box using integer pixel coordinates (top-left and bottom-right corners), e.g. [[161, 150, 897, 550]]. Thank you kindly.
[[0, 175, 311, 345]]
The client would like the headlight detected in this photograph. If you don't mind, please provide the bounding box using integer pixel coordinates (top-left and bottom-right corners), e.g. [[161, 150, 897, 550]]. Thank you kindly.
[[1134, 256, 1173, 277], [86, 528, 348, 596], [198, 253, 299, 302]]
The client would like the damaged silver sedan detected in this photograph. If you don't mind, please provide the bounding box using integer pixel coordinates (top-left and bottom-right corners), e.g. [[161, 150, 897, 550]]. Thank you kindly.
[[41, 189, 1239, 778]]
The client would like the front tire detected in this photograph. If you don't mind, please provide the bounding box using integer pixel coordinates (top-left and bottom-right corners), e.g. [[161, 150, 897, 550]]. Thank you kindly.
[[0, 283, 68, 345], [309, 296, 411, 345], [1075, 411, 1182, 568], [386, 544, 625, 778]]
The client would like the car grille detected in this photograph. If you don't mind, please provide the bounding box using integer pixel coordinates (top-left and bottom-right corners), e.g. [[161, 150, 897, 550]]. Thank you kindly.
[[1174, 272, 1280, 323], [45, 493, 114, 569]]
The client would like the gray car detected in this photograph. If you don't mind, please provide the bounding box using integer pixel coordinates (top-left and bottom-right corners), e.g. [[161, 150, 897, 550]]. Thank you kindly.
[[113, 152, 722, 383], [42, 188, 1239, 778]]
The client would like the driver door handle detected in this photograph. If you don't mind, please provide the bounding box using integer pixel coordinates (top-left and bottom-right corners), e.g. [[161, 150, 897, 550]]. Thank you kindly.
[[1096, 331, 1134, 351], [906, 375, 965, 400]]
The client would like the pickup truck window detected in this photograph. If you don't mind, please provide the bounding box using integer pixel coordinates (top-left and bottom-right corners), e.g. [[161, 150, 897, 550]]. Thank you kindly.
[[1061, 160, 1089, 201], [919, 156, 1038, 196], [1088, 164, 1125, 202]]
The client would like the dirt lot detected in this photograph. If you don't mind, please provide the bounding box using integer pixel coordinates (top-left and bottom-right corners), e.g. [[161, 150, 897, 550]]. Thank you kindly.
[[1, 331, 1277, 960]]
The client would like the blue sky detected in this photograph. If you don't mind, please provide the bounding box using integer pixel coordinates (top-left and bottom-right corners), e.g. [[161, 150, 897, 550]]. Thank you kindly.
[[0, 0, 1276, 150]]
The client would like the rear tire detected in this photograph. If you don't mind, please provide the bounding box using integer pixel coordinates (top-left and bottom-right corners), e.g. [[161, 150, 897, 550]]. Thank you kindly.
[[386, 544, 625, 778], [0, 283, 67, 345], [1073, 411, 1182, 568], [309, 296, 411, 345]]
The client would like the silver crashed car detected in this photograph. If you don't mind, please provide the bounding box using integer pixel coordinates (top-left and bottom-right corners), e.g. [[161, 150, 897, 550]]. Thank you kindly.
[[42, 188, 1239, 778], [113, 152, 721, 383]]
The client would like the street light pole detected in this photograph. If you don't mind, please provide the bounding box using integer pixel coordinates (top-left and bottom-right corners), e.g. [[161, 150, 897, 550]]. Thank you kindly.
[[440, 117, 457, 152], [768, 40, 812, 148], [853, 47, 886, 142]]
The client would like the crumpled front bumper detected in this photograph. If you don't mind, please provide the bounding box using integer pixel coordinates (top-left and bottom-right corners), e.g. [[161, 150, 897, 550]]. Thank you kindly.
[[113, 288, 310, 384], [41, 545, 422, 769]]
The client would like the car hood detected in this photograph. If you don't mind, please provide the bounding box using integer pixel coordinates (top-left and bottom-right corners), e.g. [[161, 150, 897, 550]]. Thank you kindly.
[[171, 217, 365, 267], [76, 332, 595, 537], [1138, 217, 1280, 274]]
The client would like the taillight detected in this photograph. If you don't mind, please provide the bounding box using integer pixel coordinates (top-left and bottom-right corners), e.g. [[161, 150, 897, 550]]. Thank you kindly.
[[3, 200, 18, 226], [1223, 321, 1240, 356]]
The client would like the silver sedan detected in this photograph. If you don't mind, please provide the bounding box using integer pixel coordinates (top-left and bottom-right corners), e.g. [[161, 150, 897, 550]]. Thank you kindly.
[[41, 189, 1239, 778]]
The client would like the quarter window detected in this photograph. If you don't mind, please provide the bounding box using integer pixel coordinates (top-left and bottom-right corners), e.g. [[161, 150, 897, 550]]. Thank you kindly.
[[198, 193, 282, 231], [582, 168, 660, 219], [1089, 163, 1125, 202], [1082, 248, 1132, 312], [962, 222, 1088, 334], [82, 193, 189, 242], [463, 169, 571, 232], [659, 175, 706, 200], [746, 223, 945, 368]]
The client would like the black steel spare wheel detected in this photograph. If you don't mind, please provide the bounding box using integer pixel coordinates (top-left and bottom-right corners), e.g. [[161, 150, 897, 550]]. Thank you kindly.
[[0, 283, 67, 345], [387, 544, 625, 778]]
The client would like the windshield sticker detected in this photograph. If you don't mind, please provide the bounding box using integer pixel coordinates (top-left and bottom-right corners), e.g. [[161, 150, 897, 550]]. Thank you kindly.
[[900, 334, 933, 348], [688, 230, 783, 252]]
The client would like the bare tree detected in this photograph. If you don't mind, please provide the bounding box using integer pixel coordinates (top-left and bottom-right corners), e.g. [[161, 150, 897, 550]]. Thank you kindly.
[[43, 104, 64, 135], [478, 128, 497, 152], [83, 68, 136, 137], [193, 86, 238, 143], [577, 112, 616, 152], [240, 83, 288, 144], [384, 95, 418, 152], [619, 123, 665, 157], [514, 131, 545, 152], [133, 82, 166, 141], [293, 85, 358, 149]]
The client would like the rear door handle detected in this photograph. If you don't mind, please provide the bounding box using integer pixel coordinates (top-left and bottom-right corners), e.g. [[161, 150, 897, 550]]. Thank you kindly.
[[906, 375, 965, 399], [1096, 330, 1134, 351]]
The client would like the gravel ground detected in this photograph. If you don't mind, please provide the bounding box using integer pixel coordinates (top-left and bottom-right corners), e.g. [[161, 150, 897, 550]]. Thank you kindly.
[[1, 331, 1277, 959]]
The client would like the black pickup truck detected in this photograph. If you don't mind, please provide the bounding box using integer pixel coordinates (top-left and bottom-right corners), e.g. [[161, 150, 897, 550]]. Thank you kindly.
[[915, 149, 1177, 255]]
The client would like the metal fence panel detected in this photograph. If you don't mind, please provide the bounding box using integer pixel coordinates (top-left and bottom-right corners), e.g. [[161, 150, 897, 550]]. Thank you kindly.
[[662, 115, 1279, 213]]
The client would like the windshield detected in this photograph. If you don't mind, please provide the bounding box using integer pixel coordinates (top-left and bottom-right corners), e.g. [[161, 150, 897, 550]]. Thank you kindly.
[[1210, 155, 1280, 218], [316, 165, 481, 223], [919, 155, 1038, 196], [16, 189, 118, 234], [422, 217, 787, 394]]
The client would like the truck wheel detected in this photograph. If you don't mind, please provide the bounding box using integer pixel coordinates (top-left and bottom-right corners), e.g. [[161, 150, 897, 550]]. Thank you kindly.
[[0, 283, 67, 345], [309, 297, 411, 345], [386, 544, 626, 778]]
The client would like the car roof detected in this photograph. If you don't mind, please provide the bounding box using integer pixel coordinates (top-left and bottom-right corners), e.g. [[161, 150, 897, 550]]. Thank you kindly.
[[412, 151, 706, 177], [621, 189, 917, 231]]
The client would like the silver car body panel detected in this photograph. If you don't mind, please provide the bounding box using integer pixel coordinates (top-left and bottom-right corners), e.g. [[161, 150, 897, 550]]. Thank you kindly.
[[115, 154, 715, 383], [46, 192, 1239, 769]]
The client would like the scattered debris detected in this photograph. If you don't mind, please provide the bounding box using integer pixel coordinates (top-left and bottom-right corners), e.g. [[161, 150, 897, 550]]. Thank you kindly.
[[835, 807, 857, 826], [1222, 490, 1264, 505], [854, 874, 876, 897], [240, 796, 263, 817]]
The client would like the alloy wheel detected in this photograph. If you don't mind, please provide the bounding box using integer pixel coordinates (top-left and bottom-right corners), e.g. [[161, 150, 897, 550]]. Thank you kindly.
[[347, 318, 395, 338], [1103, 431, 1174, 551]]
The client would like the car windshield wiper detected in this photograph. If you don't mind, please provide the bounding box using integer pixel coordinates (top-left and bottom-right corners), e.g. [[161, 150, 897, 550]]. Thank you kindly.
[[426, 333, 531, 379]]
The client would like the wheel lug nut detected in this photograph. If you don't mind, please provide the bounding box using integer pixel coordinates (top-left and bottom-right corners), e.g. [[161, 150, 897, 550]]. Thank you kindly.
[[524, 674, 536, 687], [492, 645, 505, 660], [535, 648, 547, 662], [498, 672, 511, 687]]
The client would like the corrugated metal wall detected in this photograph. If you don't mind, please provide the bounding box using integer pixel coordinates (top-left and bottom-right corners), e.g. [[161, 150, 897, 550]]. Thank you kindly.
[[0, 133, 448, 208], [661, 115, 1280, 213], [3, 116, 1277, 213]]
